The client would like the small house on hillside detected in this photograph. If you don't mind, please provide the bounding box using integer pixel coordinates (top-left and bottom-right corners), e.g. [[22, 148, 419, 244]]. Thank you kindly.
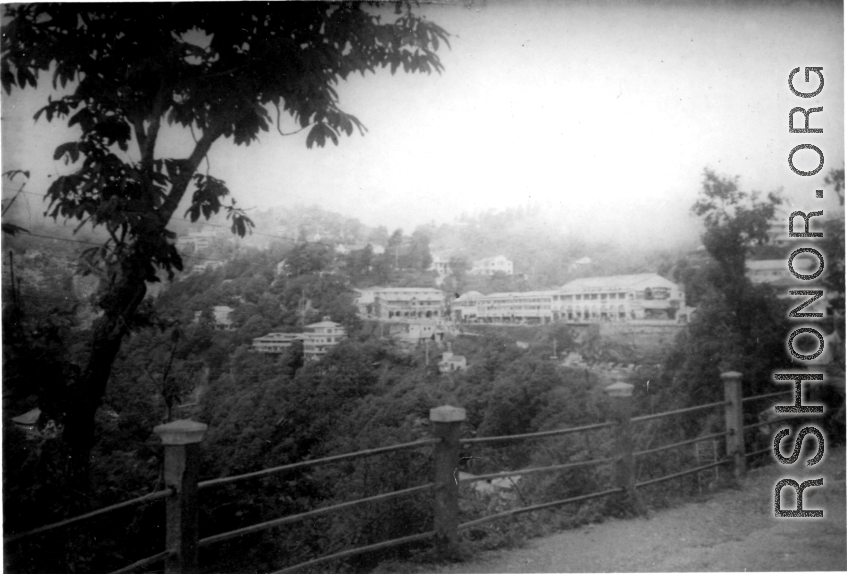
[[194, 305, 235, 330], [438, 344, 467, 373], [568, 256, 592, 271], [469, 255, 514, 276], [393, 322, 449, 346]]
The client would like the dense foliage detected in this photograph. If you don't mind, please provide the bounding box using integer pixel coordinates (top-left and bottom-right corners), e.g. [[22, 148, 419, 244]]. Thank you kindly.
[[1, 2, 450, 501], [4, 166, 843, 572]]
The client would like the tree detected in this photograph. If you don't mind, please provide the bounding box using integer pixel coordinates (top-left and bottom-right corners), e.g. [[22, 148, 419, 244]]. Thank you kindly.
[[691, 169, 781, 284], [2, 3, 449, 494], [659, 170, 789, 409], [406, 228, 433, 270], [447, 255, 470, 293], [821, 168, 845, 319]]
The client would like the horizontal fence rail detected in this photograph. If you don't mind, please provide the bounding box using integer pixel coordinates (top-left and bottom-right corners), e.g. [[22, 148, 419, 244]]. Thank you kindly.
[[4, 489, 173, 545], [741, 389, 793, 403], [631, 400, 726, 424], [199, 438, 439, 490], [269, 531, 436, 574], [459, 456, 616, 485], [459, 487, 624, 530], [634, 431, 728, 458], [106, 550, 172, 574], [200, 482, 436, 547], [745, 446, 774, 458], [635, 459, 730, 488], [459, 421, 615, 445], [14, 371, 778, 574], [742, 417, 808, 432]]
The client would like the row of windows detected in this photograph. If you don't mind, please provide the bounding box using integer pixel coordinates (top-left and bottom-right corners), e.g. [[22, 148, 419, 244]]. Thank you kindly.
[[465, 288, 676, 305], [479, 305, 551, 310], [482, 300, 551, 305], [381, 300, 443, 306], [555, 292, 629, 301]]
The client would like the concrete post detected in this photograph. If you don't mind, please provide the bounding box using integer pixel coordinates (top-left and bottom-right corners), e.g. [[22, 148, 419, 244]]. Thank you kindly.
[[430, 405, 465, 559], [604, 382, 640, 514], [721, 371, 745, 482], [154, 420, 207, 574]]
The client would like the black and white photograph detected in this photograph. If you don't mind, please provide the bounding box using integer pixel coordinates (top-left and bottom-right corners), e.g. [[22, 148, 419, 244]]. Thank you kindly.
[[1, 1, 845, 573]]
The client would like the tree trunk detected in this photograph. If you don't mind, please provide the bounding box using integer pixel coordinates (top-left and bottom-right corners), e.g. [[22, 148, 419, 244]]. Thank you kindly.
[[62, 258, 148, 500]]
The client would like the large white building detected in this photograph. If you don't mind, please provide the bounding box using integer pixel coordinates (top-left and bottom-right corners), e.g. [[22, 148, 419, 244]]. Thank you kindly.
[[451, 290, 484, 322], [451, 273, 686, 324], [476, 290, 557, 324], [554, 273, 684, 322], [358, 287, 447, 321]]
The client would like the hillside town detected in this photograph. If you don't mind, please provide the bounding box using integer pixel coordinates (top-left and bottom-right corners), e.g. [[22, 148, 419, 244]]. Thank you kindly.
[[1, 3, 843, 574]]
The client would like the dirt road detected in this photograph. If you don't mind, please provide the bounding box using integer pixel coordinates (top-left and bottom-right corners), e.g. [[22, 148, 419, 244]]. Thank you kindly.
[[432, 447, 846, 573]]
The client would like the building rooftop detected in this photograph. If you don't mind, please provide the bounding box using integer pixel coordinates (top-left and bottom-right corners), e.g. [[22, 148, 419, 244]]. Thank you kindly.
[[305, 319, 344, 329], [483, 290, 558, 299], [455, 290, 484, 301], [253, 332, 306, 342], [376, 291, 445, 302], [560, 273, 678, 293], [370, 287, 445, 293]]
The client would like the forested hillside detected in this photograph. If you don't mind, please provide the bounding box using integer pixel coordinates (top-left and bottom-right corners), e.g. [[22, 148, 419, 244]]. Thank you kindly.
[[3, 171, 844, 573], [3, 229, 631, 572]]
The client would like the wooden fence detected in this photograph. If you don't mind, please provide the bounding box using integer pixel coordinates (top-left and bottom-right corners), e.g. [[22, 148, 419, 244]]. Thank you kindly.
[[5, 371, 791, 574]]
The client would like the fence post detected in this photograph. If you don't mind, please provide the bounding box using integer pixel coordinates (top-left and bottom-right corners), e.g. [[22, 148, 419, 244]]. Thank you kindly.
[[604, 382, 641, 514], [721, 371, 745, 482], [154, 419, 207, 574], [430, 405, 465, 559]]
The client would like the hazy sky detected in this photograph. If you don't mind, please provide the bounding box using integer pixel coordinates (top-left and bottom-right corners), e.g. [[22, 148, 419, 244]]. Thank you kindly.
[[2, 0, 844, 246]]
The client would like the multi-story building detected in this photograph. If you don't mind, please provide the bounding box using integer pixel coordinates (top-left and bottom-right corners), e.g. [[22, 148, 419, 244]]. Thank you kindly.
[[302, 318, 346, 361], [252, 317, 346, 360], [450, 274, 685, 324], [352, 288, 377, 316], [370, 287, 447, 321], [469, 255, 514, 276], [476, 290, 557, 324], [554, 273, 684, 322], [429, 254, 452, 277], [451, 290, 484, 322], [252, 332, 307, 354]]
